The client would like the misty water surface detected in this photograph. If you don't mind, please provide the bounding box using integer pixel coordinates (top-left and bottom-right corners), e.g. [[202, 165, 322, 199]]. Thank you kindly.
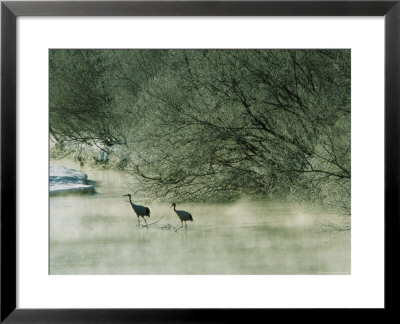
[[50, 162, 350, 275]]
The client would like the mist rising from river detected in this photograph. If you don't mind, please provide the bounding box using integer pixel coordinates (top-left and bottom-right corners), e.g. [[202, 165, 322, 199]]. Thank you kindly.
[[49, 160, 350, 275]]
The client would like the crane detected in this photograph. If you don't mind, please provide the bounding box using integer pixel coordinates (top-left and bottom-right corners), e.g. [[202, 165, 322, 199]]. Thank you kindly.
[[124, 194, 151, 227], [171, 203, 193, 232]]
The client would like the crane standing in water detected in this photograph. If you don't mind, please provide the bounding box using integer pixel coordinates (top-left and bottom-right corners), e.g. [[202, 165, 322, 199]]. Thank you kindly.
[[171, 203, 193, 232], [124, 194, 151, 228]]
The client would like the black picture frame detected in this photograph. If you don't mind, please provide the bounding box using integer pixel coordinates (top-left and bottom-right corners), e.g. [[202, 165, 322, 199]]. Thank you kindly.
[[1, 1, 399, 322]]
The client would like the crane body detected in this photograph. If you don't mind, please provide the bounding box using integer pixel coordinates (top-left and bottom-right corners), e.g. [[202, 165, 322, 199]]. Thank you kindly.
[[171, 203, 193, 231], [124, 194, 150, 227]]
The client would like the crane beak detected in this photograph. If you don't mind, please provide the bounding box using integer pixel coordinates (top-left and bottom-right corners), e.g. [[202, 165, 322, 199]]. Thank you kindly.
[[123, 194, 129, 197]]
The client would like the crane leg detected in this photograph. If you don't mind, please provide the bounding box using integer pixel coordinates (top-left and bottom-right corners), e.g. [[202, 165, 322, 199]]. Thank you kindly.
[[137, 216, 140, 227], [185, 221, 187, 230], [175, 221, 183, 232], [142, 216, 148, 228]]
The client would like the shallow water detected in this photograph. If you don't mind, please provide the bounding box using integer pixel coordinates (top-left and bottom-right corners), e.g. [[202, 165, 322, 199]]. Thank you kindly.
[[49, 161, 351, 275]]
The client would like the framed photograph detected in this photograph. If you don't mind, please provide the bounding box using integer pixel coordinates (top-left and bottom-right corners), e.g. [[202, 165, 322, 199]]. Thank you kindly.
[[1, 0, 398, 322]]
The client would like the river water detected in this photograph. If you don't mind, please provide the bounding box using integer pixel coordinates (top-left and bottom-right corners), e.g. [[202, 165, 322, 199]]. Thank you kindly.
[[50, 160, 351, 275]]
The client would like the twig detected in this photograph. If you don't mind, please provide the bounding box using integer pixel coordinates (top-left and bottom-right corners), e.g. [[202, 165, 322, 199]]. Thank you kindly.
[[148, 215, 166, 226]]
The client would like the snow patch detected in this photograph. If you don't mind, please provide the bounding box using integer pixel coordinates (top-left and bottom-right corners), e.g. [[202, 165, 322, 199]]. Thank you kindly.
[[50, 165, 95, 195]]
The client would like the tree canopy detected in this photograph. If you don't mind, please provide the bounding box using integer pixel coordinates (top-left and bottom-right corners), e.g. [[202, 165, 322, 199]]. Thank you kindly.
[[50, 49, 350, 213]]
